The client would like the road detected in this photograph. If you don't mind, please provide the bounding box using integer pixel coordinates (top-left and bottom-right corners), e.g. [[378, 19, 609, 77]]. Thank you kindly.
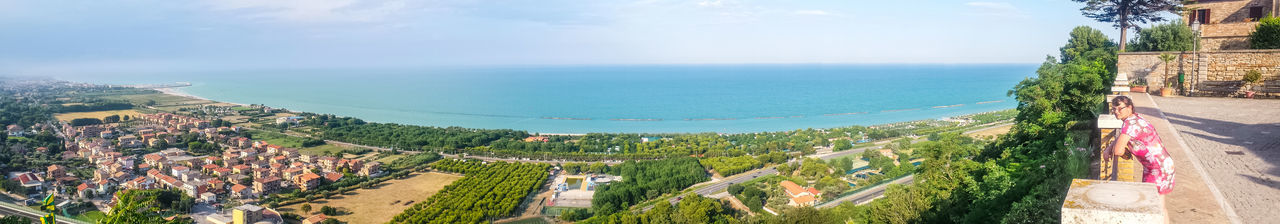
[[0, 201, 90, 224], [816, 175, 915, 208]]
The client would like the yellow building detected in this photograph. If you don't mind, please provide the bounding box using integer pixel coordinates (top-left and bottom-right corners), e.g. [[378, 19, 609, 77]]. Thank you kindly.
[[232, 204, 264, 224]]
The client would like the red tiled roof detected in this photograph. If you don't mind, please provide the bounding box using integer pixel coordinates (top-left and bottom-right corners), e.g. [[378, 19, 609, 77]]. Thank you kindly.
[[231, 184, 248, 192], [299, 173, 321, 182], [780, 180, 806, 196], [257, 176, 281, 183], [793, 194, 817, 205], [15, 173, 41, 185], [323, 173, 342, 182]]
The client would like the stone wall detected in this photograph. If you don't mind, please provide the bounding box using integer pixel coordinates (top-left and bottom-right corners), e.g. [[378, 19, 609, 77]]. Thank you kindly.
[[1202, 36, 1252, 51], [1117, 49, 1280, 97], [1202, 22, 1260, 37], [1186, 0, 1275, 25]]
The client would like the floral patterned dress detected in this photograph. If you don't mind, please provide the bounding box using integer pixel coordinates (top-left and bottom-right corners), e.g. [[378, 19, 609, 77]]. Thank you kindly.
[[1122, 114, 1176, 195]]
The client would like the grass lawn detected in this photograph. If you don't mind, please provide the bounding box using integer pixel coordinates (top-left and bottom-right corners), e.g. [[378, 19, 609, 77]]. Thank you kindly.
[[98, 93, 201, 106], [278, 172, 463, 224], [245, 130, 309, 148], [54, 109, 142, 122], [299, 144, 352, 156], [541, 206, 582, 217], [825, 153, 872, 167], [72, 211, 106, 222], [375, 154, 407, 164], [967, 123, 1013, 139], [498, 217, 552, 224], [231, 106, 256, 111]]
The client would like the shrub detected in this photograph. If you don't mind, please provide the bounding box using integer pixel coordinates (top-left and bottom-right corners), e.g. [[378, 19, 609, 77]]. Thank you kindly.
[[1252, 16, 1280, 49], [320, 205, 337, 216], [1128, 21, 1195, 52], [1244, 70, 1263, 84], [69, 118, 103, 126]]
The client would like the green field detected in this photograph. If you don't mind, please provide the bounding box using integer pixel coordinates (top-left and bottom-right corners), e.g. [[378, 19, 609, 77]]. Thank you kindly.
[[825, 154, 871, 167], [299, 144, 352, 156], [375, 154, 407, 164], [98, 93, 203, 106], [72, 211, 106, 222], [541, 206, 583, 217], [231, 106, 256, 111], [244, 130, 308, 148], [499, 217, 552, 224]]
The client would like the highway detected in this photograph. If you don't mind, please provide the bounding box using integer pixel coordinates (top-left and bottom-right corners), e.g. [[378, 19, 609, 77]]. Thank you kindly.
[[816, 175, 915, 208]]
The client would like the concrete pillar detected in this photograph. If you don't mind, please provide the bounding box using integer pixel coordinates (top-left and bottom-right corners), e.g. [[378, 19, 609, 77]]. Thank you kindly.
[[1098, 114, 1141, 182], [1063, 179, 1166, 223], [1114, 73, 1132, 95]]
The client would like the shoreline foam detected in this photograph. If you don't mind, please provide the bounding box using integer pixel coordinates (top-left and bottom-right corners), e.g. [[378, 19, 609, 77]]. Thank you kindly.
[[153, 86, 251, 106]]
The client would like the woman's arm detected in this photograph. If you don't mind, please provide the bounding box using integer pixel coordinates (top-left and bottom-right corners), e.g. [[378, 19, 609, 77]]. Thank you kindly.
[[1112, 133, 1132, 156]]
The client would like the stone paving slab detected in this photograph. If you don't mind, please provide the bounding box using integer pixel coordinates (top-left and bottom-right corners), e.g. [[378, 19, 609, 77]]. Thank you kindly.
[[1148, 95, 1280, 224]]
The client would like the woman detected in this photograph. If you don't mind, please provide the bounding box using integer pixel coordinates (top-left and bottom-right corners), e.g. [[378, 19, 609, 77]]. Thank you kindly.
[[1109, 95, 1175, 195]]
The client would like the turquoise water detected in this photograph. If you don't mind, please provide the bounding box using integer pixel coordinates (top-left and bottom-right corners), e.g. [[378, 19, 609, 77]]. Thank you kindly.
[[58, 64, 1033, 133]]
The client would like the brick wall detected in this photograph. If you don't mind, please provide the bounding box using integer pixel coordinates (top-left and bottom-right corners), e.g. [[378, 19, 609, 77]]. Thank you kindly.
[[1117, 49, 1280, 96]]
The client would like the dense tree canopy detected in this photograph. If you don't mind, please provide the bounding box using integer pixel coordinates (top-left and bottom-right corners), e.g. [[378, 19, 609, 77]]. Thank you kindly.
[[100, 189, 195, 224], [592, 157, 709, 215], [1253, 16, 1280, 49], [391, 160, 549, 223], [1073, 0, 1182, 51], [1128, 21, 1195, 52]]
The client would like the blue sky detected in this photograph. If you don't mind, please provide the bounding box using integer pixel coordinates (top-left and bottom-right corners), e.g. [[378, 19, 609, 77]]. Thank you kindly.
[[0, 0, 1173, 75]]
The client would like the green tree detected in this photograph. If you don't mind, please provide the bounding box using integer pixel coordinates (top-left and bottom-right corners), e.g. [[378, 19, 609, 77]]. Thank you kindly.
[[0, 216, 31, 224], [1158, 53, 1177, 87], [1073, 0, 1182, 51], [320, 206, 337, 216], [1252, 16, 1280, 49], [69, 118, 103, 126], [832, 139, 852, 151], [103, 114, 121, 123], [301, 203, 312, 215], [1128, 21, 1196, 52]]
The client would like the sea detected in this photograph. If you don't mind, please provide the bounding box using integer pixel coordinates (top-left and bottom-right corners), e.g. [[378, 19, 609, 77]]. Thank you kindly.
[[57, 64, 1035, 134]]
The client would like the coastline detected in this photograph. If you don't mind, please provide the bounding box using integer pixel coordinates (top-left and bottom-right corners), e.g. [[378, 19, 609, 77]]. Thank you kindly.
[[144, 88, 1014, 135], [152, 86, 250, 106]]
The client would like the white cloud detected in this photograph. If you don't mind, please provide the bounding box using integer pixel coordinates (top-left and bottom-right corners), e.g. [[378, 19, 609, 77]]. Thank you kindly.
[[697, 0, 724, 7], [204, 0, 409, 23], [793, 10, 832, 16], [964, 2, 1027, 18]]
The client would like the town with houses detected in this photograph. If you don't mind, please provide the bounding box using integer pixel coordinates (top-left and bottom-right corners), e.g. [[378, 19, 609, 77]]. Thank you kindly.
[[16, 112, 383, 223]]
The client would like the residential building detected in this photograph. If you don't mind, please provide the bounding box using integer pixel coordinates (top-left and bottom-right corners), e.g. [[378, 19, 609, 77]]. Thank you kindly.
[[780, 180, 822, 207], [233, 204, 264, 224], [1185, 0, 1278, 50]]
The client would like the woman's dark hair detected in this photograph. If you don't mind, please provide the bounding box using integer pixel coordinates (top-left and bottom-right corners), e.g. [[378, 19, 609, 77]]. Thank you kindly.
[[1111, 95, 1134, 107]]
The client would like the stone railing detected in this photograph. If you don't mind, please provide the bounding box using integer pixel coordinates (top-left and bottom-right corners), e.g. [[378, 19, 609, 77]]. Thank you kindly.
[[1061, 74, 1166, 223]]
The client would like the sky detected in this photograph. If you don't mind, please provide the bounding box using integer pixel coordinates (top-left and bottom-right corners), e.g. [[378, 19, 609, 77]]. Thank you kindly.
[[0, 0, 1175, 76]]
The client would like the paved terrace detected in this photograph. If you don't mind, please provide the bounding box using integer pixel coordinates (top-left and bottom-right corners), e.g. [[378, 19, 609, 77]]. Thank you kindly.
[[1149, 95, 1280, 224], [1125, 93, 1236, 223]]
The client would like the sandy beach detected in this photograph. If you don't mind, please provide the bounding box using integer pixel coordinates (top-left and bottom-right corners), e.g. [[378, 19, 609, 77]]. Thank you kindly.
[[153, 87, 249, 106]]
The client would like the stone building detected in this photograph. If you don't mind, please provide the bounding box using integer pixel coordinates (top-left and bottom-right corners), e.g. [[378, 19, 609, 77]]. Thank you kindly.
[[1115, 1, 1280, 97], [1185, 0, 1277, 50]]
